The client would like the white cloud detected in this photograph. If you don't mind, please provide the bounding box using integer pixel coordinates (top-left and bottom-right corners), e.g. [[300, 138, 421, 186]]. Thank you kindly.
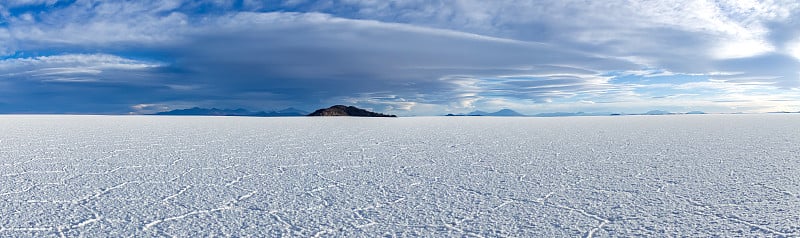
[[788, 38, 800, 61], [0, 54, 161, 83], [2, 2, 190, 53], [129, 103, 171, 114], [4, 0, 61, 7], [713, 37, 775, 59], [0, 54, 159, 69]]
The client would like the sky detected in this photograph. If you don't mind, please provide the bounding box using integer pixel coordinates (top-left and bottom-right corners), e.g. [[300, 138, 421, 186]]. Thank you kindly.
[[1, 0, 799, 116]]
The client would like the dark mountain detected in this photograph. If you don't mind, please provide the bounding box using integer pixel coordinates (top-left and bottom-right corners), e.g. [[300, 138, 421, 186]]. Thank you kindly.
[[155, 107, 250, 116], [686, 111, 706, 115], [308, 105, 396, 117], [467, 110, 488, 116], [154, 107, 308, 117], [250, 111, 307, 117], [644, 110, 672, 115], [487, 109, 525, 116], [250, 107, 309, 117], [277, 107, 308, 115]]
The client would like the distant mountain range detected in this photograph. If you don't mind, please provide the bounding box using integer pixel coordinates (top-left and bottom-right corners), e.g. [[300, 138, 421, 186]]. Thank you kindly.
[[553, 110, 707, 116], [488, 109, 525, 116], [308, 105, 396, 117], [153, 107, 308, 117], [534, 112, 610, 117], [643, 110, 671, 115], [154, 106, 713, 118], [447, 109, 709, 117], [447, 109, 525, 117], [640, 110, 706, 115]]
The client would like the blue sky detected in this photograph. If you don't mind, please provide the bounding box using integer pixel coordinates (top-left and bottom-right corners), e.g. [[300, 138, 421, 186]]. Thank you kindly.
[[1, 0, 799, 115]]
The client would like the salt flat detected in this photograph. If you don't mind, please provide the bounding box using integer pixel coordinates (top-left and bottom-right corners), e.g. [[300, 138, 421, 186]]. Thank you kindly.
[[0, 114, 798, 237]]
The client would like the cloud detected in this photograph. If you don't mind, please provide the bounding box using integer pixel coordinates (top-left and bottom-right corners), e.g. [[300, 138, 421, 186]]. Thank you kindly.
[[0, 54, 172, 113], [304, 1, 800, 78], [0, 0, 798, 114], [1, 1, 191, 54], [788, 38, 800, 61], [3, 0, 61, 7], [150, 11, 639, 111], [129, 103, 170, 114], [2, 9, 615, 112], [0, 54, 161, 81]]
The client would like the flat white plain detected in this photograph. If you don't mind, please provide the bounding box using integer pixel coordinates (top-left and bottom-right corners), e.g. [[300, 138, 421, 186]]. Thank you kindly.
[[0, 115, 798, 237]]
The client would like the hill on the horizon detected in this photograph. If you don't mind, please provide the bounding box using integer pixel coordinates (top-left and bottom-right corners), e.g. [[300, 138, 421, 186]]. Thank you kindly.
[[488, 109, 525, 116], [644, 110, 672, 115], [308, 105, 396, 117]]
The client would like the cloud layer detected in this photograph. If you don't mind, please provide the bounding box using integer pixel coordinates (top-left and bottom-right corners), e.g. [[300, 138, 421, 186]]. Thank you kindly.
[[1, 0, 799, 115]]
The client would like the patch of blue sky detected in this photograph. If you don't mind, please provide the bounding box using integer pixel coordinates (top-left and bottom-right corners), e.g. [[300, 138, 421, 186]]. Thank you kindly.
[[5, 0, 75, 16], [3, 49, 79, 58], [173, 1, 240, 15], [172, 0, 328, 16]]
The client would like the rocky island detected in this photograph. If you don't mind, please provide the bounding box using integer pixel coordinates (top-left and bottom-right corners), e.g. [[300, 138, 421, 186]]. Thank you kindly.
[[308, 105, 397, 117]]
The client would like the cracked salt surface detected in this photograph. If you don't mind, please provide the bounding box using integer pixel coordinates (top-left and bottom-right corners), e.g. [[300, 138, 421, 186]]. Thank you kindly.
[[1, 114, 799, 237]]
